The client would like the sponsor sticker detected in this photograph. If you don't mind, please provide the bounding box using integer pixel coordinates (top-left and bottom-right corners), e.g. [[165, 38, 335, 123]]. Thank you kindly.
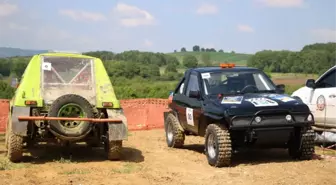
[[245, 97, 279, 107], [316, 95, 326, 111], [186, 107, 194, 126], [42, 62, 52, 71], [201, 73, 211, 79], [267, 94, 296, 102], [221, 96, 244, 104]]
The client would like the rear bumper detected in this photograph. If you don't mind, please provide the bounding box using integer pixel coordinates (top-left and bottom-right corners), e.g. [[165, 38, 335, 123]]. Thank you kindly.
[[18, 116, 123, 123], [312, 123, 336, 133]]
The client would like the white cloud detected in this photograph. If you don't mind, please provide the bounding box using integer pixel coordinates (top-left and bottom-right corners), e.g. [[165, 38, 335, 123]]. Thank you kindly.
[[59, 9, 106, 22], [237, 24, 254, 33], [0, 2, 18, 17], [196, 3, 218, 15], [311, 29, 336, 42], [144, 39, 153, 47], [112, 3, 155, 27], [255, 0, 304, 8]]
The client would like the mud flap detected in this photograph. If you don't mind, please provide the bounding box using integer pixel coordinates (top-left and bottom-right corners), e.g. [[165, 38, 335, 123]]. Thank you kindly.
[[107, 109, 128, 141], [11, 106, 30, 136]]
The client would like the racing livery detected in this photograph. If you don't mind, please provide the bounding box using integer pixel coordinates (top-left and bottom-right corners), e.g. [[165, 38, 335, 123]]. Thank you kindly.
[[164, 64, 315, 167]]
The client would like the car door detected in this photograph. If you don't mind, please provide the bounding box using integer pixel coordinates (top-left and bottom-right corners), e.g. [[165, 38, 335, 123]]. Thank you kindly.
[[309, 68, 336, 126], [171, 77, 188, 129], [182, 71, 203, 134]]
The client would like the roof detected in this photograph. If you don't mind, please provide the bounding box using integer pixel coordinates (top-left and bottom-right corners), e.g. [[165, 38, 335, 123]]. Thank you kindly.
[[36, 52, 96, 59], [191, 66, 261, 73]]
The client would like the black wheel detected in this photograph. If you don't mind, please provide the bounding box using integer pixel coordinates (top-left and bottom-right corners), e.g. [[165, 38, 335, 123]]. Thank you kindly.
[[165, 113, 185, 148], [106, 140, 122, 160], [48, 94, 94, 138], [7, 129, 24, 163], [288, 127, 315, 160], [204, 124, 232, 167]]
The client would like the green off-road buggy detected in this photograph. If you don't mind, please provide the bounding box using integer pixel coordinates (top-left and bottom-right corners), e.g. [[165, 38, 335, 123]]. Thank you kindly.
[[4, 52, 128, 162]]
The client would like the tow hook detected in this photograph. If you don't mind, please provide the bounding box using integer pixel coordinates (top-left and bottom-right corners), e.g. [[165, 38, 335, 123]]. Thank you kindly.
[[245, 130, 257, 143]]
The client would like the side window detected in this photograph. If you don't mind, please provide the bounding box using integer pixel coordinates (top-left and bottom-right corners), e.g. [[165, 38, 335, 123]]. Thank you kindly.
[[175, 79, 185, 94], [316, 69, 336, 88], [186, 74, 200, 97]]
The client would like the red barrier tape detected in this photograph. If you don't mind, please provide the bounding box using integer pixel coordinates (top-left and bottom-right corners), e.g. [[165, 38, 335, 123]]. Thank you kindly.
[[0, 98, 168, 133]]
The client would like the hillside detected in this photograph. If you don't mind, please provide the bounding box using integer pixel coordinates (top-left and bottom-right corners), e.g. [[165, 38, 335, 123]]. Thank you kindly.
[[167, 51, 252, 66], [0, 47, 47, 58]]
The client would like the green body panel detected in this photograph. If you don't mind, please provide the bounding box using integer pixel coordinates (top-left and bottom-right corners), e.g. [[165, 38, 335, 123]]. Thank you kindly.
[[13, 55, 43, 107], [12, 52, 120, 109], [93, 58, 120, 108]]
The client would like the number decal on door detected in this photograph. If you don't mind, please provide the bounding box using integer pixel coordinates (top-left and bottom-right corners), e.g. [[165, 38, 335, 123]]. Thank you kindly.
[[186, 108, 194, 126]]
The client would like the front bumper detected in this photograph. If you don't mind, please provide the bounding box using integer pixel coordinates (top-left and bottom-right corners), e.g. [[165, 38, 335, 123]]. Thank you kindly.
[[228, 109, 314, 131]]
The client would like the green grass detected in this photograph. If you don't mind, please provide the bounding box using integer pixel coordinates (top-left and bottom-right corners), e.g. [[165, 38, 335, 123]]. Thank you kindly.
[[167, 51, 252, 66]]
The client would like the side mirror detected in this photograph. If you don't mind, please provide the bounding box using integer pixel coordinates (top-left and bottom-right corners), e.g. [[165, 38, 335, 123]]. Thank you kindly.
[[189, 90, 201, 99], [276, 84, 285, 94], [305, 79, 315, 88]]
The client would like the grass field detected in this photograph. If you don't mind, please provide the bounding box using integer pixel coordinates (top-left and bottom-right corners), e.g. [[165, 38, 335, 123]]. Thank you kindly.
[[167, 51, 252, 66]]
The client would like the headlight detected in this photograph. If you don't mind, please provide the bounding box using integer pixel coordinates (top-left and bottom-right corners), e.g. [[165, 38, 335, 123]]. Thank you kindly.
[[307, 114, 313, 122]]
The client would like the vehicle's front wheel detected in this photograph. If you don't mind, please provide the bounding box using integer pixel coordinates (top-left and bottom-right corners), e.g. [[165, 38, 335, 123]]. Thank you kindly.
[[288, 127, 315, 160], [165, 113, 185, 148], [205, 124, 232, 167]]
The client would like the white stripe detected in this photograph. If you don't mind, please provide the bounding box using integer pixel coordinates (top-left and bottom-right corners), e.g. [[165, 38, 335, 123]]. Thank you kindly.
[[258, 74, 270, 90]]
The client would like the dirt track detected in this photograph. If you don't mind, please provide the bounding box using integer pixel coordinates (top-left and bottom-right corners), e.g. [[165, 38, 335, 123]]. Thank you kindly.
[[0, 129, 335, 185]]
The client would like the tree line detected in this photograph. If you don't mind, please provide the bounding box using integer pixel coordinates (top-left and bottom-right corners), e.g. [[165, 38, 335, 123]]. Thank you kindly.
[[0, 42, 334, 99], [247, 42, 336, 75], [175, 45, 236, 53]]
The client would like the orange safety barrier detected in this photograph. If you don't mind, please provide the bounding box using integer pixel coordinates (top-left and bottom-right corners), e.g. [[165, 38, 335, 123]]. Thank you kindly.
[[0, 98, 168, 133]]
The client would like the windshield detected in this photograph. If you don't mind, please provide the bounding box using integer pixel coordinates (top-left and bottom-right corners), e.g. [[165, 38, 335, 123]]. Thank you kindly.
[[41, 56, 96, 104], [201, 70, 276, 95]]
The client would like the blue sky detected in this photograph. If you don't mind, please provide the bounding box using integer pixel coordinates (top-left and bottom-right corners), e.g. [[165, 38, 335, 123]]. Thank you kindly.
[[0, 0, 335, 54]]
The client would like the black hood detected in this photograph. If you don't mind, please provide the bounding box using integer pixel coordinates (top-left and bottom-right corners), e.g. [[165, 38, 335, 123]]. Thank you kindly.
[[203, 93, 310, 117]]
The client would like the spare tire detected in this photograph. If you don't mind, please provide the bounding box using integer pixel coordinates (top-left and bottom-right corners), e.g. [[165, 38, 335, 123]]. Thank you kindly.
[[48, 94, 94, 139]]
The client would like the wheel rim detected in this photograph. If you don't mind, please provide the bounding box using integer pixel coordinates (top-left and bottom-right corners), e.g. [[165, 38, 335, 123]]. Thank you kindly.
[[167, 122, 173, 143], [207, 133, 217, 159], [57, 103, 86, 128]]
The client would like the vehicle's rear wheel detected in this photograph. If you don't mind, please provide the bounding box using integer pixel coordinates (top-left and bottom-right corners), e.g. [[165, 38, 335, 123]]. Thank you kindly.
[[205, 124, 232, 167], [7, 129, 24, 163], [106, 140, 122, 160], [165, 113, 185, 148], [288, 127, 315, 160], [48, 94, 94, 139]]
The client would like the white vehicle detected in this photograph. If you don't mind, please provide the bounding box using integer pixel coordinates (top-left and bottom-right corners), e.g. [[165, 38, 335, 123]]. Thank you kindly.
[[292, 65, 336, 143]]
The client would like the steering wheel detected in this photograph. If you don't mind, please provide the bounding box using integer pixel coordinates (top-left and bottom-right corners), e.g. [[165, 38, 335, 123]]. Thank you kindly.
[[240, 85, 259, 93]]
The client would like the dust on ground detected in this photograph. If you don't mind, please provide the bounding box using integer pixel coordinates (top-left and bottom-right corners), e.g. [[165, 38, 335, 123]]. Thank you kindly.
[[0, 129, 335, 185]]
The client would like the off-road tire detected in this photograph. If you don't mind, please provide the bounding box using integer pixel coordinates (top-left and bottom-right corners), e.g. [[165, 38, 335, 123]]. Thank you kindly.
[[107, 140, 122, 160], [204, 124, 232, 167], [7, 130, 23, 163], [288, 127, 315, 160], [165, 113, 185, 148], [48, 94, 94, 138]]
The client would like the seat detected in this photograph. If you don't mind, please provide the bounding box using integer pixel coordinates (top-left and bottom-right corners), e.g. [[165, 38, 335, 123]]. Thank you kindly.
[[227, 76, 246, 92]]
